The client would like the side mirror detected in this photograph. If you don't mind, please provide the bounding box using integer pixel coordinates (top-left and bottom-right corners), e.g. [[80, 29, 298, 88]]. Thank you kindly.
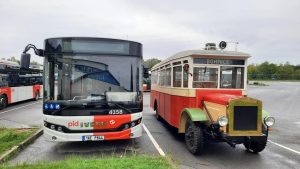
[[20, 53, 31, 69], [143, 67, 149, 78]]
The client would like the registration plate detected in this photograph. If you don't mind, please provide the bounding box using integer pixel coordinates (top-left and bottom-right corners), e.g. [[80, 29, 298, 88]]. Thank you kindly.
[[82, 135, 104, 141]]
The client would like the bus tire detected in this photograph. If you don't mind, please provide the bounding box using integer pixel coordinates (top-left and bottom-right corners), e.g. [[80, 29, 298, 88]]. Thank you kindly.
[[243, 139, 267, 153], [155, 109, 162, 121], [34, 91, 39, 101], [244, 126, 268, 153], [185, 119, 204, 154], [0, 95, 8, 110]]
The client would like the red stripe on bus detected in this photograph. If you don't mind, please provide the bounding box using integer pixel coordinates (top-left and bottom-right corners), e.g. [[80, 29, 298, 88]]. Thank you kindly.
[[32, 85, 41, 98], [93, 129, 131, 140], [0, 87, 12, 104], [93, 114, 131, 130], [93, 114, 131, 140]]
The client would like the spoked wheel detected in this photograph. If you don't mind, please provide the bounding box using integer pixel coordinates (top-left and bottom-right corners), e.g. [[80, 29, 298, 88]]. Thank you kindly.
[[185, 119, 204, 154], [0, 95, 8, 110]]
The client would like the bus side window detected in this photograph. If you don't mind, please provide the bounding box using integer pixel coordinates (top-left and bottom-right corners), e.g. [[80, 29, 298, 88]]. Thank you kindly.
[[173, 66, 182, 87]]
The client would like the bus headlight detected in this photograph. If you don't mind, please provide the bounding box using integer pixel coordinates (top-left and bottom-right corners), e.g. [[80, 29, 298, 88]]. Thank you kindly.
[[264, 116, 275, 127], [218, 116, 228, 127]]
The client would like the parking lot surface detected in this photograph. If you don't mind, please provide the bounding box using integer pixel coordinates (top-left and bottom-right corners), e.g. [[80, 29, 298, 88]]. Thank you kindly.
[[1, 82, 299, 168]]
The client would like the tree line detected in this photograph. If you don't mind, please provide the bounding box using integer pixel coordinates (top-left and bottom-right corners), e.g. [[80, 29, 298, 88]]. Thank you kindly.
[[1, 56, 41, 65], [144, 59, 300, 80], [248, 62, 300, 80]]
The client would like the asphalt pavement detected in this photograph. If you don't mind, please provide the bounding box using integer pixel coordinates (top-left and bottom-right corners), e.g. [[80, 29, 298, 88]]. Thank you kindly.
[[1, 82, 300, 168]]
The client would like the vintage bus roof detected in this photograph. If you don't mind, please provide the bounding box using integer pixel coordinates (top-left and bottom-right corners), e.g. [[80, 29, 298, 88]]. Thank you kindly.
[[152, 50, 251, 70]]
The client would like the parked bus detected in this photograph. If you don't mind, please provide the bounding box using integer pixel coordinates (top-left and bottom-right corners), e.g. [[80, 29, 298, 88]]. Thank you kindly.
[[150, 42, 275, 154], [21, 37, 147, 141], [143, 74, 151, 92], [0, 60, 42, 109]]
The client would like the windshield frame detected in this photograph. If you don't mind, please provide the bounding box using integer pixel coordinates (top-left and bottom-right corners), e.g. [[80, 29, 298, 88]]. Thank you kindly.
[[192, 64, 246, 89]]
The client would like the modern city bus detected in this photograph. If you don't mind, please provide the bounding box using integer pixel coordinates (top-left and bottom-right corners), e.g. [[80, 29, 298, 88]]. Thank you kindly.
[[0, 60, 42, 109], [21, 37, 147, 141], [150, 42, 275, 154]]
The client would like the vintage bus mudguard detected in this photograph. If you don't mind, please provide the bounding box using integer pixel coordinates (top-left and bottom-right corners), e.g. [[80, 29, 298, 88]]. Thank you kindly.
[[178, 108, 209, 133], [262, 110, 270, 122]]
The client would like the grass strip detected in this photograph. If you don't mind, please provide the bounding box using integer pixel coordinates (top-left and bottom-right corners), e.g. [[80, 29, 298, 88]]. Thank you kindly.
[[1, 155, 177, 169], [0, 128, 38, 156]]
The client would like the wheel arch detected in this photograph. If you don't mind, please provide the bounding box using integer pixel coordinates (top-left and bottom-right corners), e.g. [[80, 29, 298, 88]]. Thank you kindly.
[[178, 108, 209, 133], [154, 99, 157, 111]]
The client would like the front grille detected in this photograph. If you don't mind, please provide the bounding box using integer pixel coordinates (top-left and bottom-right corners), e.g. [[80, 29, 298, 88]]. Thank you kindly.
[[233, 106, 258, 131]]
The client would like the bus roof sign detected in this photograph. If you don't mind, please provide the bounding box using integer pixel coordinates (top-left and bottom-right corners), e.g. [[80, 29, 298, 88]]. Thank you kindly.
[[193, 58, 245, 65]]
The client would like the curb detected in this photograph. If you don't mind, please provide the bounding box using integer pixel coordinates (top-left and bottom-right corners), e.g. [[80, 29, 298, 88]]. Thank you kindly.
[[0, 128, 43, 164]]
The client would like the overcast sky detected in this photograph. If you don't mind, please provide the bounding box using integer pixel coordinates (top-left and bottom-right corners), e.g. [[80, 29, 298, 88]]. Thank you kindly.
[[0, 0, 299, 64]]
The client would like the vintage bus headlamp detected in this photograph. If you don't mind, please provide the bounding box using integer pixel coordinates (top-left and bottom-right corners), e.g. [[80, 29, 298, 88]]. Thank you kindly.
[[218, 116, 228, 127], [264, 116, 275, 127]]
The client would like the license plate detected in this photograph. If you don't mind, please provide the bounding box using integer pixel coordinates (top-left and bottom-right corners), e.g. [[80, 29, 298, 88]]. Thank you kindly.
[[82, 135, 104, 141]]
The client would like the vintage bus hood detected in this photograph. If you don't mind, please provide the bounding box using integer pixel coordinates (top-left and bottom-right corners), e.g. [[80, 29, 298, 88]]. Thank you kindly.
[[202, 93, 243, 105]]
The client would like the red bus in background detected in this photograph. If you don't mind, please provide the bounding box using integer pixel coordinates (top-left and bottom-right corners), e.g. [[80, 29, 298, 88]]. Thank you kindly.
[[0, 60, 43, 109], [143, 74, 151, 92]]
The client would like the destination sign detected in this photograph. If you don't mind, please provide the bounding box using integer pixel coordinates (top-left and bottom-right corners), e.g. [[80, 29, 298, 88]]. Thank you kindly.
[[193, 58, 245, 65]]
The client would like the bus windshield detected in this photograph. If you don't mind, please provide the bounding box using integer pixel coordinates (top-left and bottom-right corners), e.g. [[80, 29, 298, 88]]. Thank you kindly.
[[42, 38, 143, 115], [44, 55, 141, 103]]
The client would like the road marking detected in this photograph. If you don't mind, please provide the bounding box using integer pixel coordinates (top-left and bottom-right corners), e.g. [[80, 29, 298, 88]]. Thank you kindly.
[[268, 140, 300, 155], [0, 101, 41, 115], [143, 124, 166, 156]]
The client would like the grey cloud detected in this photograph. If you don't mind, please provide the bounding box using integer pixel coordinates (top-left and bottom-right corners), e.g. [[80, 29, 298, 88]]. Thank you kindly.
[[0, 0, 299, 64]]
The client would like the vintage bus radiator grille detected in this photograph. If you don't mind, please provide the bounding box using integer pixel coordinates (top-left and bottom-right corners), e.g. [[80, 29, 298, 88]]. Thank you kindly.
[[233, 106, 258, 131]]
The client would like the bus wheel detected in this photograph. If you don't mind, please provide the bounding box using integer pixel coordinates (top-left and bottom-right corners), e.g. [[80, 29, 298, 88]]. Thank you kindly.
[[155, 109, 162, 121], [243, 139, 267, 153], [34, 91, 39, 101], [185, 120, 204, 154], [244, 126, 268, 153], [0, 95, 8, 109]]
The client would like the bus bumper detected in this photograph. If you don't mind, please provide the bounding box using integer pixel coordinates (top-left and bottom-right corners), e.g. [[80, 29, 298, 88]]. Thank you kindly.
[[43, 112, 143, 142], [43, 123, 142, 142]]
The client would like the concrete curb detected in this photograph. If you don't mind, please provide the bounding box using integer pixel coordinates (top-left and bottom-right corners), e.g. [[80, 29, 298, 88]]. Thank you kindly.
[[0, 128, 43, 164]]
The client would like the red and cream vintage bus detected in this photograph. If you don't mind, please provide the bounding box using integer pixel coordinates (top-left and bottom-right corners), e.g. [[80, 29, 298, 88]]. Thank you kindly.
[[150, 42, 275, 154], [0, 60, 42, 109]]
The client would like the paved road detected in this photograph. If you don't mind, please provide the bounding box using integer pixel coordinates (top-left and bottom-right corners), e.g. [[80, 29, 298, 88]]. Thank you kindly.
[[1, 82, 300, 168], [0, 100, 43, 128]]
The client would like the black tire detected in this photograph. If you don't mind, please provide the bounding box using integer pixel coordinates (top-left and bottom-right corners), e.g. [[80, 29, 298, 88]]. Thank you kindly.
[[34, 91, 39, 101], [155, 109, 162, 121], [243, 139, 267, 153], [0, 95, 8, 110], [185, 119, 204, 154], [244, 126, 268, 153]]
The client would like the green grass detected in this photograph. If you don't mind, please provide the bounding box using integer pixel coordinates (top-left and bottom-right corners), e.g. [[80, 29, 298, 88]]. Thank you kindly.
[[0, 128, 38, 155], [0, 155, 176, 169]]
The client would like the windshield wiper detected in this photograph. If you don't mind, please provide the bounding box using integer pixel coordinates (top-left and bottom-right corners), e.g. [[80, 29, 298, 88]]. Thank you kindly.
[[51, 105, 72, 115]]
